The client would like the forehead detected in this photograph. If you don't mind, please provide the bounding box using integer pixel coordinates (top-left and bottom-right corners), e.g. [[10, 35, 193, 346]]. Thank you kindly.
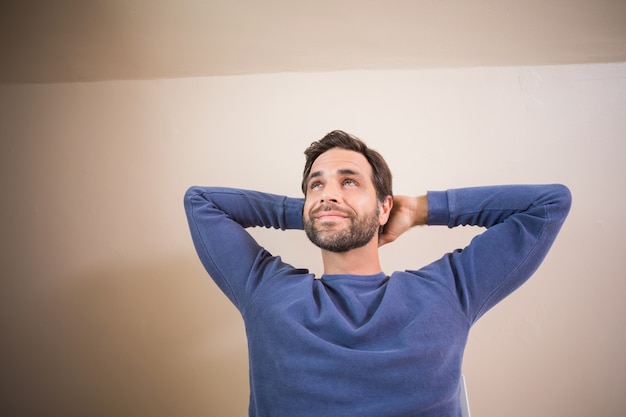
[[310, 148, 372, 176]]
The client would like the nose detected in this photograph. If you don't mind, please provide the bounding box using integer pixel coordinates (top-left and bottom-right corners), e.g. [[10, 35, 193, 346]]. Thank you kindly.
[[320, 183, 340, 204]]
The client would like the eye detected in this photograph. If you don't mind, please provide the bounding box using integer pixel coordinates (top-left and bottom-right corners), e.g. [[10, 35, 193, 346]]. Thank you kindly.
[[343, 178, 357, 187], [309, 181, 323, 191]]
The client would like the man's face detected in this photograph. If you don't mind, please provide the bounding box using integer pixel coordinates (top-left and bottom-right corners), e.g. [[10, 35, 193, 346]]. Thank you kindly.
[[303, 148, 386, 253]]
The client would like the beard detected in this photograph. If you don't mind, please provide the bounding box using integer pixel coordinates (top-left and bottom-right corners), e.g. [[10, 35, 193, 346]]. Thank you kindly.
[[304, 204, 380, 253]]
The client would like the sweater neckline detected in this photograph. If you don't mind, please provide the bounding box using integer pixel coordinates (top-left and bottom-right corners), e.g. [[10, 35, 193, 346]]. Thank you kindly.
[[321, 272, 387, 282]]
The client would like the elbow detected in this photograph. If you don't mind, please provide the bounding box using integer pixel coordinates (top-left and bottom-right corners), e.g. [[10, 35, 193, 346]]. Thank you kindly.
[[547, 184, 573, 222], [555, 183, 573, 213], [184, 186, 208, 210]]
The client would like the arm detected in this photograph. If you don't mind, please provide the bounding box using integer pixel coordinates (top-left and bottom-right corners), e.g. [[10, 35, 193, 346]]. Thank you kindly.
[[384, 184, 572, 322], [184, 187, 304, 310]]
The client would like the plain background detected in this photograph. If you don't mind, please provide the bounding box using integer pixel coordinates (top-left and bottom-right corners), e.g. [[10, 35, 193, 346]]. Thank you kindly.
[[1, 63, 625, 416]]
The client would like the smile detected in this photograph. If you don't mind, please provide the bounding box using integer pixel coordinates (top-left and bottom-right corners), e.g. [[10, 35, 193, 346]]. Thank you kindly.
[[315, 211, 349, 221]]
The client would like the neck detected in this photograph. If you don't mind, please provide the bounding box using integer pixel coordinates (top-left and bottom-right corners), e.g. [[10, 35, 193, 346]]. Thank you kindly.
[[320, 239, 382, 275]]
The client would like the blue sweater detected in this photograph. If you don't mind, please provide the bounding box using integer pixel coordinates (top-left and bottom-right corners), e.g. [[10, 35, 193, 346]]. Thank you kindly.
[[184, 184, 571, 417]]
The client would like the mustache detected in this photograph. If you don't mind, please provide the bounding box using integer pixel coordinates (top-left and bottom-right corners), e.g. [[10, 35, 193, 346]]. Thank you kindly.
[[312, 203, 351, 217]]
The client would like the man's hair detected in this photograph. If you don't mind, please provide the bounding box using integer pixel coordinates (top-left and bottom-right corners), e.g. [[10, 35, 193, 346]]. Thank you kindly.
[[301, 130, 393, 202]]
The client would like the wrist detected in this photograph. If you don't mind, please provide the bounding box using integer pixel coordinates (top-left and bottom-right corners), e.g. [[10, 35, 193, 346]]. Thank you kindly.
[[412, 195, 428, 226]]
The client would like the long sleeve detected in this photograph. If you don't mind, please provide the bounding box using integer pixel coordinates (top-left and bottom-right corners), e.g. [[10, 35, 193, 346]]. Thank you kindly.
[[184, 187, 304, 310], [424, 184, 572, 323]]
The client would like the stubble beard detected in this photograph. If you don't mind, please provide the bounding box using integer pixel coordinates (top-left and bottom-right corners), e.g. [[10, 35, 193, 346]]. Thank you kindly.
[[304, 205, 380, 253]]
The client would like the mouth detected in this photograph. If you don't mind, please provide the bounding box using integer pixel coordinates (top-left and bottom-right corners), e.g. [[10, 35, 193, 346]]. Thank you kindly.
[[316, 212, 348, 221], [311, 206, 351, 222], [309, 203, 352, 223]]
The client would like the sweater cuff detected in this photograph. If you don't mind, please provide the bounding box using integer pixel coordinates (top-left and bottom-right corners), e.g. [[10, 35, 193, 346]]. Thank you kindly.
[[427, 190, 450, 226], [284, 197, 305, 230]]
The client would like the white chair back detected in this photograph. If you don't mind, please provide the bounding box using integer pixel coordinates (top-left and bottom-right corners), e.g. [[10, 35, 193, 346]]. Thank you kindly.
[[460, 375, 471, 417]]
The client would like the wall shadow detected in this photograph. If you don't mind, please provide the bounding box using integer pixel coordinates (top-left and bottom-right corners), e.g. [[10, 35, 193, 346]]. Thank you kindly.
[[1, 256, 249, 417]]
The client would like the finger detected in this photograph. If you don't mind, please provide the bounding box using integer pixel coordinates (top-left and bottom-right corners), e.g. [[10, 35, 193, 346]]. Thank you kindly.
[[378, 234, 395, 247]]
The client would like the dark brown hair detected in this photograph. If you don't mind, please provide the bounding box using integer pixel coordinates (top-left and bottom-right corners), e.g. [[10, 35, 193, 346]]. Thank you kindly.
[[301, 130, 393, 202]]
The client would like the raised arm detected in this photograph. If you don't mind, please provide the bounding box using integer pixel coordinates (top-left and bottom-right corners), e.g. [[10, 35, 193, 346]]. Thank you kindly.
[[386, 184, 572, 322], [184, 187, 304, 310]]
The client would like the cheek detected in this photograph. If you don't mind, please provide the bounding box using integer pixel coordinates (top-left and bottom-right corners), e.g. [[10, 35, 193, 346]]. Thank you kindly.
[[303, 199, 315, 216]]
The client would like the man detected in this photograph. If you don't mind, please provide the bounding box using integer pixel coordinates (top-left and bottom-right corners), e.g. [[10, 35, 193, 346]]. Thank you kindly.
[[184, 130, 571, 417]]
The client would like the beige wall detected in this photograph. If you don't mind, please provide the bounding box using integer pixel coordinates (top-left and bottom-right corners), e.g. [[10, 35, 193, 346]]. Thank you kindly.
[[1, 63, 624, 416]]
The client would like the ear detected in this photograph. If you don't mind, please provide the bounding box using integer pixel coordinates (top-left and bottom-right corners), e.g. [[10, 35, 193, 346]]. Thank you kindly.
[[378, 195, 393, 226]]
